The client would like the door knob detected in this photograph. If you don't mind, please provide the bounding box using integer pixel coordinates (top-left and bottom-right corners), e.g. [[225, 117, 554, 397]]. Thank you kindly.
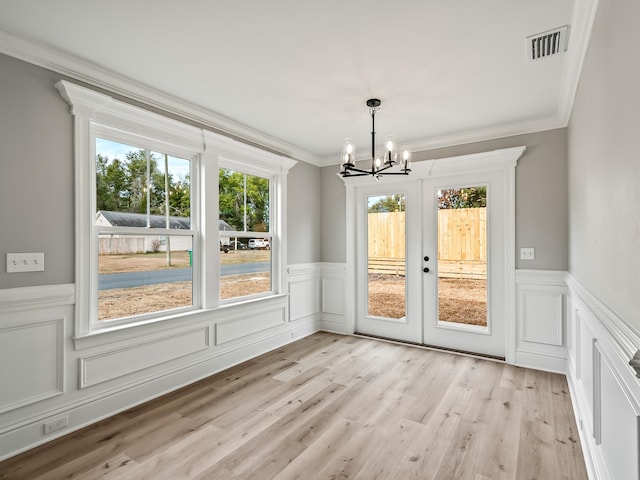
[[423, 267, 430, 273], [424, 256, 430, 262]]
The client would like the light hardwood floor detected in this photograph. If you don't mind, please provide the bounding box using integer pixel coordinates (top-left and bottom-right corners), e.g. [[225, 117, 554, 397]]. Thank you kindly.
[[0, 333, 588, 479]]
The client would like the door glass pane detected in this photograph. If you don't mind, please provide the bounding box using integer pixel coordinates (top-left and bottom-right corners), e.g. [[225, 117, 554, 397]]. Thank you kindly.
[[437, 186, 487, 327], [367, 194, 406, 319]]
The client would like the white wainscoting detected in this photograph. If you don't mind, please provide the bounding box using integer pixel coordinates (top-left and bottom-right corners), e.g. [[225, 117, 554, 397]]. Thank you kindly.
[[515, 270, 568, 373], [287, 262, 348, 334], [80, 326, 210, 388], [319, 263, 348, 334], [0, 309, 66, 414], [287, 263, 321, 323], [0, 274, 323, 461], [566, 274, 640, 480]]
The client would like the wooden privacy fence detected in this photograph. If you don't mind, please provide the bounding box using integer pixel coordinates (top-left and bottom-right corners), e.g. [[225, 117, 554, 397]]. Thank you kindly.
[[367, 208, 487, 278]]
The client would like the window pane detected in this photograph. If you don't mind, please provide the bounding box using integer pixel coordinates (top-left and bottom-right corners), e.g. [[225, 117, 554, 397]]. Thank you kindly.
[[367, 194, 406, 319], [437, 186, 487, 327], [219, 168, 269, 232], [96, 138, 191, 227], [98, 234, 193, 321], [220, 241, 271, 300]]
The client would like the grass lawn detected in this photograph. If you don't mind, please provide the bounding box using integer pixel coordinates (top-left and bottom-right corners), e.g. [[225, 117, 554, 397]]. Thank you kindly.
[[98, 253, 486, 326]]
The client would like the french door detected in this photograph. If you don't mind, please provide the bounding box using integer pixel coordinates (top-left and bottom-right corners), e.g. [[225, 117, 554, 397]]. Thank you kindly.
[[354, 159, 515, 359], [421, 173, 506, 358], [355, 182, 422, 343]]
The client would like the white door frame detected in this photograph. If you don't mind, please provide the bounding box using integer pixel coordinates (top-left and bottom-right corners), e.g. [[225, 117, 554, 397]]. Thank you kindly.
[[341, 146, 525, 364]]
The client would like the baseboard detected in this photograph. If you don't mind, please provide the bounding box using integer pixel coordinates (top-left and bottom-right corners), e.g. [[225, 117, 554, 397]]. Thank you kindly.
[[514, 350, 567, 374]]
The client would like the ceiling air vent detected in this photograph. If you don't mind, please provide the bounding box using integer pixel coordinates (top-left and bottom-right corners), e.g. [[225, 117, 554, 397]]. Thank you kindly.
[[527, 26, 569, 61]]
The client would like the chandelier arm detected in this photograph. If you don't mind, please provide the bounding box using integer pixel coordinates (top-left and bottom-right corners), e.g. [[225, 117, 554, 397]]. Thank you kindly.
[[374, 163, 395, 174], [374, 171, 410, 176], [342, 173, 370, 177], [343, 166, 373, 175]]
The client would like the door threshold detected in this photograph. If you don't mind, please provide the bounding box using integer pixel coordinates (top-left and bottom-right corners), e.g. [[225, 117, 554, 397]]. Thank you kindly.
[[353, 332, 505, 363]]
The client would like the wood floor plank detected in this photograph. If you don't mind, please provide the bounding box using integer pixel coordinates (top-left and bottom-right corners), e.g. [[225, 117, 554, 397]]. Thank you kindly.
[[0, 332, 588, 480], [308, 422, 386, 480], [205, 382, 347, 478], [271, 417, 361, 480]]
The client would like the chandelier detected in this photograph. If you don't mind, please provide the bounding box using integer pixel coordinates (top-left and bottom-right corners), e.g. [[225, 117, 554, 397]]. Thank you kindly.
[[340, 98, 411, 178]]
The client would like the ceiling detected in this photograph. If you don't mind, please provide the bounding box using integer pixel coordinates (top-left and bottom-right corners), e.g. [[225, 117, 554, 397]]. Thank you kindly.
[[0, 1, 594, 166]]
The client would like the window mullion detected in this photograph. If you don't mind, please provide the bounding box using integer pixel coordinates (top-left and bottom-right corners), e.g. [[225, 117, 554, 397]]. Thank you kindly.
[[201, 151, 220, 309]]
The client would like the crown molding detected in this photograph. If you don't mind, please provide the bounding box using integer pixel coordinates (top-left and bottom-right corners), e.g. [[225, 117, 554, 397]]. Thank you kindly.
[[0, 29, 323, 167], [320, 115, 564, 167], [557, 0, 600, 125]]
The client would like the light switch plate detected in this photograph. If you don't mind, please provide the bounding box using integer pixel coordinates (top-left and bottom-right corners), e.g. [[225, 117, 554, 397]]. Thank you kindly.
[[520, 247, 535, 260], [6, 253, 45, 272]]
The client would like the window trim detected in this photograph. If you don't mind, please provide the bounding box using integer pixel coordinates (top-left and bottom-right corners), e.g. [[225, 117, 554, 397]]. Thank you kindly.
[[56, 80, 296, 339]]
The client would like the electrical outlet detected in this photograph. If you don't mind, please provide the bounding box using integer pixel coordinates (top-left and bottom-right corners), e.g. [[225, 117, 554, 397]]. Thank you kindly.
[[6, 253, 45, 273], [43, 416, 68, 435], [520, 247, 535, 260]]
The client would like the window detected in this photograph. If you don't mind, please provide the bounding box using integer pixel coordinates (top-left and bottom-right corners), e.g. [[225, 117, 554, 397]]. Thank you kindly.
[[219, 167, 273, 301], [95, 138, 194, 322], [57, 80, 295, 337]]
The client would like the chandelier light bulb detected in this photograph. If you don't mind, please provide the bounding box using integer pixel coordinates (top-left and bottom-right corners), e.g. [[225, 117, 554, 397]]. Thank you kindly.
[[400, 145, 412, 172], [341, 138, 355, 167], [386, 140, 394, 152]]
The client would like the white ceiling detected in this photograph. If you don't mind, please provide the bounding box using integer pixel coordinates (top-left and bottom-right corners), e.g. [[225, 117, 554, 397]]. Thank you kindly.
[[0, 1, 594, 166]]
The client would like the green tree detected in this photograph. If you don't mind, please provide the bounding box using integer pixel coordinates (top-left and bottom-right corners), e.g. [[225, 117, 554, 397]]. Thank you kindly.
[[438, 186, 486, 209], [168, 177, 191, 217], [219, 169, 245, 230], [246, 175, 269, 231], [96, 154, 130, 212], [218, 169, 270, 231], [96, 149, 190, 218], [368, 195, 405, 213]]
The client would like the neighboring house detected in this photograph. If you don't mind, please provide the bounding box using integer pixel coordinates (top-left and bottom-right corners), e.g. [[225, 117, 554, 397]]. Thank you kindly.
[[96, 211, 234, 253], [218, 219, 235, 251]]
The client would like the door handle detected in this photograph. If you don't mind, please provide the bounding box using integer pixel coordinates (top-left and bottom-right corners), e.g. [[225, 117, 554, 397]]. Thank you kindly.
[[423, 267, 430, 273]]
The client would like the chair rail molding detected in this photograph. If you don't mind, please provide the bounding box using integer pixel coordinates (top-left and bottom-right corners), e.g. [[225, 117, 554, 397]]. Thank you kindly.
[[0, 284, 75, 312], [566, 273, 640, 373]]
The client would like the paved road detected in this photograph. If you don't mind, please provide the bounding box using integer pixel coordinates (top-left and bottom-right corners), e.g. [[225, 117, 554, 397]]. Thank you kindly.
[[99, 262, 270, 290]]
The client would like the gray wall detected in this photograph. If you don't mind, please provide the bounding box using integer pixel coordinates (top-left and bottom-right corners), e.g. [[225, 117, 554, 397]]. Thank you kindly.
[[567, 0, 640, 331], [320, 164, 346, 263], [287, 160, 321, 264], [321, 128, 568, 270], [0, 54, 74, 288], [0, 53, 322, 289]]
